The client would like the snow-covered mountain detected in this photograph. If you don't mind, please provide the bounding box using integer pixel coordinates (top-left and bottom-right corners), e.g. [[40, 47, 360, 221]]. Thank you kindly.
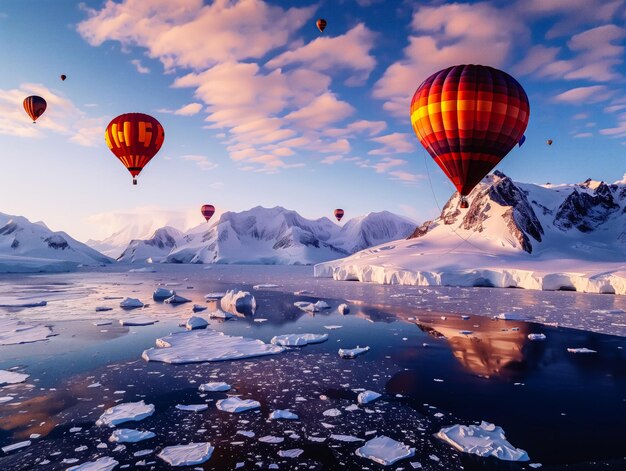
[[315, 172, 626, 295], [0, 212, 113, 272], [116, 206, 416, 265], [86, 221, 169, 259]]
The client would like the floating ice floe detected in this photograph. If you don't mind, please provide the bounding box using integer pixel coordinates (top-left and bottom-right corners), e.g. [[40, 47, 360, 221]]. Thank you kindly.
[[357, 390, 382, 404], [220, 290, 256, 315], [254, 318, 268, 323], [199, 382, 231, 392], [208, 309, 233, 319], [567, 347, 597, 353], [294, 290, 313, 295], [338, 303, 350, 315], [216, 397, 260, 413], [323, 408, 342, 417], [253, 284, 279, 289], [1, 440, 31, 453], [355, 436, 415, 466], [293, 300, 331, 312], [109, 429, 155, 443], [185, 316, 208, 330], [324, 325, 343, 330], [259, 435, 284, 444], [0, 369, 29, 386], [496, 312, 528, 321], [0, 319, 52, 346], [66, 456, 119, 471], [0, 300, 46, 308], [270, 333, 328, 347], [192, 304, 207, 313], [339, 346, 370, 359], [278, 449, 303, 458], [176, 404, 208, 412], [0, 396, 13, 404], [269, 409, 299, 420], [153, 288, 175, 301], [119, 298, 144, 309], [142, 329, 284, 363], [331, 434, 364, 442], [204, 292, 226, 300], [119, 316, 157, 326], [96, 400, 155, 427], [528, 333, 546, 341], [436, 421, 529, 462], [95, 306, 113, 312], [165, 294, 191, 304], [157, 442, 214, 466]]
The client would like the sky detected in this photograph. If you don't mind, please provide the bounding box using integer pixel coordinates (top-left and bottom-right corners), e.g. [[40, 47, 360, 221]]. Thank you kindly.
[[0, 0, 625, 242]]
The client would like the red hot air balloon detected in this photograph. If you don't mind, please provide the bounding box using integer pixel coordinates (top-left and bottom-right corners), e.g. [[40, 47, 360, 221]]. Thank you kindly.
[[334, 208, 344, 222], [105, 113, 164, 185], [60, 74, 67, 81], [410, 64, 530, 209], [23, 96, 47, 123], [316, 18, 327, 32], [201, 204, 215, 222]]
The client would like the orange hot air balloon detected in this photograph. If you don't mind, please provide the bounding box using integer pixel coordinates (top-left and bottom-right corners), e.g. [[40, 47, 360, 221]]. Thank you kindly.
[[201, 204, 215, 222], [410, 64, 530, 209], [316, 18, 327, 32], [105, 113, 164, 185], [546, 139, 553, 146], [60, 74, 67, 81], [23, 96, 47, 123], [334, 208, 344, 222]]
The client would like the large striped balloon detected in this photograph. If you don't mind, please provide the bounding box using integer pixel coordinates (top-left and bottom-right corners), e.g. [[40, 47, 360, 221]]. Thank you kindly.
[[105, 113, 164, 185], [334, 208, 344, 222], [23, 95, 47, 123], [201, 204, 215, 222], [410, 65, 529, 205]]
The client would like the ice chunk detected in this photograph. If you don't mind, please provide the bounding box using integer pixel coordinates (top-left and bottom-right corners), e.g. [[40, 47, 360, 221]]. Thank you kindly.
[[528, 333, 546, 341], [192, 304, 207, 313], [0, 319, 52, 346], [339, 346, 370, 358], [208, 309, 232, 319], [258, 435, 284, 444], [269, 410, 298, 420], [355, 436, 415, 466], [96, 401, 155, 427], [357, 390, 381, 404], [220, 290, 256, 315], [95, 307, 113, 312], [176, 404, 208, 412], [331, 434, 364, 442], [278, 449, 303, 458], [0, 369, 29, 386], [0, 300, 46, 308], [66, 456, 119, 471], [567, 348, 597, 353], [216, 397, 260, 413], [185, 316, 208, 330], [204, 292, 226, 300], [119, 298, 144, 309], [314, 301, 330, 309], [0, 396, 13, 404], [129, 267, 155, 273], [338, 303, 350, 314], [1, 440, 31, 453], [270, 333, 328, 347], [293, 301, 320, 312], [253, 284, 279, 289], [109, 429, 155, 443], [324, 325, 343, 330], [496, 312, 527, 321], [323, 408, 341, 417], [119, 316, 156, 326], [164, 294, 191, 305], [199, 382, 231, 392], [157, 442, 214, 466], [153, 288, 175, 301], [436, 421, 529, 461], [142, 329, 284, 364]]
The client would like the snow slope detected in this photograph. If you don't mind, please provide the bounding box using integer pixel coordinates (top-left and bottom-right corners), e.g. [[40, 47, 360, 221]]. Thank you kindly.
[[0, 212, 113, 273], [115, 206, 415, 265], [315, 172, 626, 295]]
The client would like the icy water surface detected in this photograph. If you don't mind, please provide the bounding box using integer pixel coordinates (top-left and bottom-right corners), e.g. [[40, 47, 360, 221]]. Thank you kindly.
[[0, 265, 625, 470]]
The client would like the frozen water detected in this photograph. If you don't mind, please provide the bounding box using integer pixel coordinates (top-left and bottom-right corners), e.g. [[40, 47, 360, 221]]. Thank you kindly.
[[0, 369, 29, 386], [253, 284, 279, 289], [109, 429, 155, 443], [497, 312, 529, 321], [437, 421, 529, 461], [198, 382, 231, 392], [185, 316, 208, 330], [355, 436, 416, 466], [278, 449, 303, 458], [270, 333, 328, 347], [153, 288, 175, 301], [176, 404, 209, 412], [567, 347, 597, 353], [204, 292, 226, 300], [358, 390, 382, 404], [164, 294, 191, 304], [528, 333, 547, 341], [220, 290, 256, 315], [96, 400, 155, 427], [216, 397, 260, 413], [339, 346, 370, 358], [269, 409, 299, 420], [119, 315, 156, 326], [157, 442, 214, 466], [66, 457, 119, 471], [119, 297, 144, 309], [0, 318, 52, 345], [1, 440, 31, 453], [338, 303, 350, 314], [331, 434, 364, 442], [208, 309, 232, 319], [192, 304, 207, 313]]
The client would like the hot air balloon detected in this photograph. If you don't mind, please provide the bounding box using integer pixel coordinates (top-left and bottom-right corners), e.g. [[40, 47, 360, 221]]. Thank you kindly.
[[316, 18, 327, 32], [518, 134, 526, 148], [23, 96, 47, 123], [546, 139, 553, 146], [201, 204, 215, 222], [60, 74, 67, 81], [334, 208, 344, 222], [410, 64, 530, 209], [104, 113, 164, 185]]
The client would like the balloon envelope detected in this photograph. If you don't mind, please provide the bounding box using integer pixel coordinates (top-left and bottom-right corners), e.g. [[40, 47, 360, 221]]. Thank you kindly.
[[334, 208, 344, 222], [201, 204, 215, 222], [60, 74, 67, 81], [105, 113, 164, 184], [410, 64, 530, 199], [23, 95, 47, 123], [316, 18, 327, 32], [547, 139, 553, 146]]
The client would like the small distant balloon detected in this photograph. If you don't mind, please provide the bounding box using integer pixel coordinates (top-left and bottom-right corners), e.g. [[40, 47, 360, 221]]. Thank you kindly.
[[518, 134, 526, 147], [23, 95, 47, 123], [105, 113, 165, 185], [201, 204, 215, 222], [334, 208, 344, 222], [546, 139, 553, 146], [316, 18, 327, 32], [60, 74, 67, 81]]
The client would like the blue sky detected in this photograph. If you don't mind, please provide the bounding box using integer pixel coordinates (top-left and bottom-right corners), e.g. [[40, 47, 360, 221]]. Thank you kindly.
[[0, 0, 625, 241]]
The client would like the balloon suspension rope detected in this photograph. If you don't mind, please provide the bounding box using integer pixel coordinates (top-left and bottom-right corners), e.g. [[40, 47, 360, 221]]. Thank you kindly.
[[421, 149, 498, 257]]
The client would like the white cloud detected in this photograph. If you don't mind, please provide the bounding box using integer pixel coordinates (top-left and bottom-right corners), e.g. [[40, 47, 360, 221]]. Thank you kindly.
[[180, 154, 218, 171], [130, 59, 150, 74], [174, 102, 202, 116], [368, 133, 415, 155], [553, 85, 614, 104]]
